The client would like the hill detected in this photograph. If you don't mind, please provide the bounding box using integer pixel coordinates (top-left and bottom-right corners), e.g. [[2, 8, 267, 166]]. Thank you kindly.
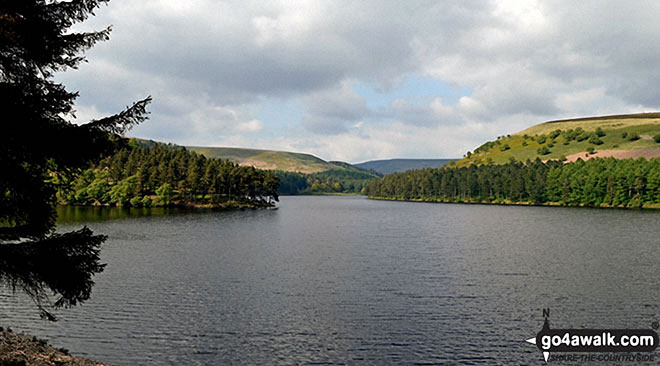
[[457, 112, 660, 166], [186, 146, 341, 174], [355, 159, 455, 175], [128, 139, 380, 195]]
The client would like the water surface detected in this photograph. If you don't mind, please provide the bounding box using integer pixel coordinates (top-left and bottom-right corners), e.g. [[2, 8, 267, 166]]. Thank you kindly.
[[2, 196, 660, 364]]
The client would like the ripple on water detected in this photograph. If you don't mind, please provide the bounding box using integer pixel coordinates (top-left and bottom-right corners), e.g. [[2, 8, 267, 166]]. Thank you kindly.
[[2, 197, 660, 365]]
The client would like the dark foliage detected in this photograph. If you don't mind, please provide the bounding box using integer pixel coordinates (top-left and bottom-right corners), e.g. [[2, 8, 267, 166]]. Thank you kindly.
[[367, 157, 660, 208], [57, 143, 279, 207], [274, 168, 377, 195], [0, 228, 106, 320], [1, 0, 149, 319]]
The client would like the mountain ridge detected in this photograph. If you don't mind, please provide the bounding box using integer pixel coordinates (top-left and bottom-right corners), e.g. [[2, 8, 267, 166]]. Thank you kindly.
[[355, 158, 455, 175]]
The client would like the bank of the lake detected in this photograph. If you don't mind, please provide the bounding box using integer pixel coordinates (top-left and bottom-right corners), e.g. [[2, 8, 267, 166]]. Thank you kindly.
[[0, 328, 111, 366], [367, 195, 660, 210], [59, 198, 275, 210]]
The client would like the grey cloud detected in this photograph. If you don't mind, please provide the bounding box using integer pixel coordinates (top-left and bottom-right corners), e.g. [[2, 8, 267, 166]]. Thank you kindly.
[[302, 116, 351, 135], [301, 82, 369, 134], [58, 0, 660, 160], [83, 0, 421, 103]]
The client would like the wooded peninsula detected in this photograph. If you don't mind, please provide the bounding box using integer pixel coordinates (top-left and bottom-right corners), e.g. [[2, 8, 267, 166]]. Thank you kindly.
[[55, 140, 280, 209]]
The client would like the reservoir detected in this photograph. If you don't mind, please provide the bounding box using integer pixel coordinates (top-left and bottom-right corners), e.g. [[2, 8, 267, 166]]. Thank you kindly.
[[1, 196, 659, 364]]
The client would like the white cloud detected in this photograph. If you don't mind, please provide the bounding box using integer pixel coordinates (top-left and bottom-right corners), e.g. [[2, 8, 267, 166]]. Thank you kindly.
[[58, 0, 660, 161], [236, 119, 264, 133]]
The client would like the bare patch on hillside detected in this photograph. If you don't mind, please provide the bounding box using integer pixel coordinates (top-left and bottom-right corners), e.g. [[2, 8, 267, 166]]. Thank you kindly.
[[564, 147, 660, 163]]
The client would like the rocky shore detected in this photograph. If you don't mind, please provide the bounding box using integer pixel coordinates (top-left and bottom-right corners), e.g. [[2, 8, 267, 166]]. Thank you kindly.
[[0, 328, 110, 366]]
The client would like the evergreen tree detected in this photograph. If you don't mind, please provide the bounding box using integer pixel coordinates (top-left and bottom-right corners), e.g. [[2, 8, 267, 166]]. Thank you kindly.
[[366, 157, 660, 209], [0, 0, 150, 319]]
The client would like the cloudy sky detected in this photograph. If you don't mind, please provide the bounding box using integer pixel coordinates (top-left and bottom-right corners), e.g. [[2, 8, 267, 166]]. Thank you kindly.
[[61, 0, 660, 163]]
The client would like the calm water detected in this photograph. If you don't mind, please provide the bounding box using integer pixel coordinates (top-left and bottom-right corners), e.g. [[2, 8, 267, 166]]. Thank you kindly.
[[2, 196, 660, 365]]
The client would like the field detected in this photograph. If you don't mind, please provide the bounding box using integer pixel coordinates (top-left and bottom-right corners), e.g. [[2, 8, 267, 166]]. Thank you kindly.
[[456, 113, 660, 166]]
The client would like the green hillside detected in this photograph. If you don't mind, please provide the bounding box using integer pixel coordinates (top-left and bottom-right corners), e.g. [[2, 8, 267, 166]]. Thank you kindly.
[[187, 146, 340, 174], [128, 139, 379, 195], [457, 112, 660, 166]]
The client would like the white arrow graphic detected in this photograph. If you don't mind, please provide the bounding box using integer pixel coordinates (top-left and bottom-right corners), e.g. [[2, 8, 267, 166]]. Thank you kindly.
[[525, 336, 549, 362]]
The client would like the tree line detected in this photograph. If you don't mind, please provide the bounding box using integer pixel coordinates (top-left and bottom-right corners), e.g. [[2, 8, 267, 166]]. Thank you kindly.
[[56, 141, 280, 208], [366, 157, 660, 208], [274, 168, 378, 195]]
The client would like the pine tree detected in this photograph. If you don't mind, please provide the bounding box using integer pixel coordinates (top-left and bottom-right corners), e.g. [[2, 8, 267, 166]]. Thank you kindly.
[[0, 0, 150, 320]]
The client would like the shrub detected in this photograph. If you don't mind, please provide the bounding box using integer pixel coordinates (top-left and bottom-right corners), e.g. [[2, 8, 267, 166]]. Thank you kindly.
[[576, 133, 590, 142], [629, 133, 640, 141], [537, 135, 547, 144], [654, 134, 660, 143], [621, 131, 628, 138], [595, 127, 606, 137], [154, 183, 173, 206], [500, 144, 510, 151], [547, 142, 554, 148], [537, 146, 550, 155], [550, 129, 562, 139], [563, 129, 577, 141], [522, 141, 528, 146], [586, 147, 595, 154], [141, 196, 152, 207], [588, 134, 603, 145], [129, 196, 143, 207]]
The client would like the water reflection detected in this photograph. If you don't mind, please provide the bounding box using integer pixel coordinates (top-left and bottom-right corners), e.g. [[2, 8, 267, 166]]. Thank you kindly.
[[56, 205, 210, 224]]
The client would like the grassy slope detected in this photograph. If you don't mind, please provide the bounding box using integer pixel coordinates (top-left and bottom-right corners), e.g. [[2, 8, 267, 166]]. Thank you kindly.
[[355, 159, 455, 175], [457, 113, 660, 166], [186, 146, 340, 174]]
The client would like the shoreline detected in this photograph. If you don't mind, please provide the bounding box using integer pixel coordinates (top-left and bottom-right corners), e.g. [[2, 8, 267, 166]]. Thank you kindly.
[[58, 200, 276, 210], [367, 196, 660, 210], [0, 328, 111, 366]]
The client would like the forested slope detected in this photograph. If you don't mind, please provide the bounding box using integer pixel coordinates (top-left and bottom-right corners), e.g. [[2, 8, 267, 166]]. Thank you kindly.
[[274, 167, 379, 195], [55, 141, 279, 208], [366, 157, 660, 208]]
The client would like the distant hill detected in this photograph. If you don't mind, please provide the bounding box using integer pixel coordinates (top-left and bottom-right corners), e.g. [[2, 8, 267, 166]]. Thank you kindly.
[[186, 146, 343, 174], [355, 159, 455, 175], [128, 139, 380, 195], [457, 112, 660, 166]]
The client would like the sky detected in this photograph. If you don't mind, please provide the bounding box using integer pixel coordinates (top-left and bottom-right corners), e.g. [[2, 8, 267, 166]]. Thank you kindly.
[[60, 0, 660, 163]]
